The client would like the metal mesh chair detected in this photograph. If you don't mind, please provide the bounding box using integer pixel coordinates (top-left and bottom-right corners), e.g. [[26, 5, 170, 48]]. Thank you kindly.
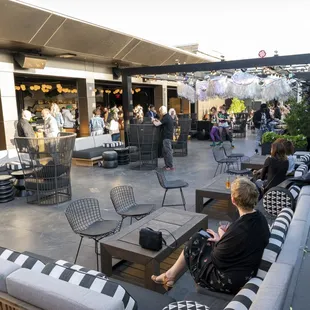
[[110, 186, 155, 228], [221, 143, 249, 169], [14, 133, 76, 205], [212, 146, 238, 177], [65, 198, 120, 270], [155, 170, 188, 210]]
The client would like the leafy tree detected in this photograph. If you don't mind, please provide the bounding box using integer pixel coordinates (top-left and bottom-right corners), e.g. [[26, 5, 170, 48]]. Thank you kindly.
[[228, 98, 246, 114], [285, 100, 310, 137]]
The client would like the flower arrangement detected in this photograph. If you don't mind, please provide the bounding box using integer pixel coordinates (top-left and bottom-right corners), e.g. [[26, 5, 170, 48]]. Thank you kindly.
[[228, 98, 246, 114]]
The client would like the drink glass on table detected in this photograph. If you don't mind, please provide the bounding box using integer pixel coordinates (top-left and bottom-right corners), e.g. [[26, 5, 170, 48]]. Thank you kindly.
[[219, 221, 231, 232], [225, 176, 231, 189]]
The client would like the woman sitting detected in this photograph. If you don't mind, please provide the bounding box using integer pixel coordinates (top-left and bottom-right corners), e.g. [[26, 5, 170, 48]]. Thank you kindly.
[[255, 139, 289, 196], [151, 178, 270, 294]]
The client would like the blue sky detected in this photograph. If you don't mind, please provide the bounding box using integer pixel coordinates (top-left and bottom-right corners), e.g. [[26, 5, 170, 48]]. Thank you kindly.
[[17, 0, 310, 60]]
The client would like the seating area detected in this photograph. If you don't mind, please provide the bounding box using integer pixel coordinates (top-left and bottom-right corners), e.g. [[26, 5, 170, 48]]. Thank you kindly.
[[1, 135, 310, 309]]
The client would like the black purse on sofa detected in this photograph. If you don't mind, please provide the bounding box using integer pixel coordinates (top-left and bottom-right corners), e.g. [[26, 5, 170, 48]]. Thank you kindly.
[[139, 227, 177, 251]]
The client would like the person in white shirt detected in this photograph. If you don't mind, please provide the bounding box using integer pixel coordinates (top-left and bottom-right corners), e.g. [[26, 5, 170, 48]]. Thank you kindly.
[[41, 109, 59, 138]]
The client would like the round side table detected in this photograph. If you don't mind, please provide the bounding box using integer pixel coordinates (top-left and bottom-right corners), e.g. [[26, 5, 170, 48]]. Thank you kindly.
[[0, 175, 14, 203], [114, 148, 129, 165], [11, 170, 33, 197]]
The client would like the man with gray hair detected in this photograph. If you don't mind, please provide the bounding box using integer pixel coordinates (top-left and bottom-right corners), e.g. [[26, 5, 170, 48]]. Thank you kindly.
[[41, 108, 59, 138], [152, 106, 174, 170], [17, 110, 35, 137]]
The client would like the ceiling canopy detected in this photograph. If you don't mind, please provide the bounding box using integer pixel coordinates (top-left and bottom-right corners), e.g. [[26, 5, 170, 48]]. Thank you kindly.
[[0, 1, 212, 67]]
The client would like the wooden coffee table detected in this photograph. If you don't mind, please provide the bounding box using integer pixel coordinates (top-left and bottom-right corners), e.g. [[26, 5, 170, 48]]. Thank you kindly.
[[100, 208, 207, 292], [196, 173, 240, 220], [241, 154, 268, 170]]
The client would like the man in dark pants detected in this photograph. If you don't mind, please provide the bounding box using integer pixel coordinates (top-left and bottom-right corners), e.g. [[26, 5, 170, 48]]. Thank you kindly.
[[153, 106, 174, 171]]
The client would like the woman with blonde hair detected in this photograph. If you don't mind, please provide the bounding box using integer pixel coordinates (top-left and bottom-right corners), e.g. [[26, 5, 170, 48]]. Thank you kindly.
[[151, 177, 269, 293], [50, 103, 64, 130]]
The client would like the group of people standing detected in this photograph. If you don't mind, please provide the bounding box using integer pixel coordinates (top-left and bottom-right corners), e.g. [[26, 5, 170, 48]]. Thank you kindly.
[[17, 103, 79, 138], [205, 105, 234, 148]]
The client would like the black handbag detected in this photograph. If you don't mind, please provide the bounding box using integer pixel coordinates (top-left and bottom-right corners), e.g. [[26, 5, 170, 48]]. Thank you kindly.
[[139, 227, 164, 251], [139, 227, 177, 251]]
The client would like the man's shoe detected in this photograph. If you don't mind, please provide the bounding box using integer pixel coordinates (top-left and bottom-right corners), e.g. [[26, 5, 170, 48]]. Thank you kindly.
[[210, 142, 216, 147], [165, 167, 175, 171], [255, 149, 258, 154]]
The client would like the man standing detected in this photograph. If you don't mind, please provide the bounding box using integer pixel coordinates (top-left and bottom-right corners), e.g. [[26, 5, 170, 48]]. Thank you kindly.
[[153, 106, 174, 171], [253, 103, 271, 154], [17, 110, 35, 137], [146, 104, 158, 119], [41, 109, 59, 138]]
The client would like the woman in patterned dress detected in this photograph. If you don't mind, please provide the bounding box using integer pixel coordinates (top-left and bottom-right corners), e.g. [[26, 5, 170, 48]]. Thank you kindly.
[[151, 177, 270, 294]]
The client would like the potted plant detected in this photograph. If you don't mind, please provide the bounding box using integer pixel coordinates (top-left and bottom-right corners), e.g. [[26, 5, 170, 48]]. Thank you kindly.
[[261, 132, 279, 155], [261, 132, 307, 155], [285, 99, 310, 150]]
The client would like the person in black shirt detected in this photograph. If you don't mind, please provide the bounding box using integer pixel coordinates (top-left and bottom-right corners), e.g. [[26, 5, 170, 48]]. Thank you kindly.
[[151, 177, 270, 293], [255, 139, 289, 197], [153, 106, 174, 170], [17, 110, 35, 138]]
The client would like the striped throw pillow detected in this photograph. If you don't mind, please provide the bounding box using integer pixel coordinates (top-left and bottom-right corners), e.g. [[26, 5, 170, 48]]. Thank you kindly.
[[0, 247, 45, 272], [224, 278, 262, 310], [55, 260, 107, 279], [294, 164, 308, 177], [300, 154, 310, 163], [102, 142, 124, 148], [42, 263, 137, 310], [289, 185, 301, 199], [163, 301, 209, 310], [256, 208, 293, 279]]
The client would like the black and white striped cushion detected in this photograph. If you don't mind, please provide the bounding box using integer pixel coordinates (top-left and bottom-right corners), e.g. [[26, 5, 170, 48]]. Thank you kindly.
[[256, 208, 293, 279], [300, 154, 310, 163], [163, 301, 209, 310], [102, 142, 123, 148], [42, 263, 137, 310], [294, 164, 308, 177], [0, 247, 45, 272], [223, 278, 262, 310], [6, 162, 22, 171], [55, 260, 107, 279], [263, 187, 295, 216], [289, 185, 301, 199]]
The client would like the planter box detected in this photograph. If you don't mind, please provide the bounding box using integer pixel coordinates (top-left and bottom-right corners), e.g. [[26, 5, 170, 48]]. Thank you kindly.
[[261, 142, 271, 155]]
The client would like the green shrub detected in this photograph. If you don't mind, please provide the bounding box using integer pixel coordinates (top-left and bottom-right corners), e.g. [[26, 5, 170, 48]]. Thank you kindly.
[[262, 132, 307, 149]]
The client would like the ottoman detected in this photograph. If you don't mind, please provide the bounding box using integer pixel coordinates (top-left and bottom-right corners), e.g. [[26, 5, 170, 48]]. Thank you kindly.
[[114, 148, 129, 165], [102, 151, 118, 169], [0, 175, 14, 203], [163, 301, 209, 310]]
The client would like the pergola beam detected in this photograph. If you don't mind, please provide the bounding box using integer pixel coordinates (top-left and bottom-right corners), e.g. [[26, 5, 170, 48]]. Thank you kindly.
[[121, 53, 310, 76]]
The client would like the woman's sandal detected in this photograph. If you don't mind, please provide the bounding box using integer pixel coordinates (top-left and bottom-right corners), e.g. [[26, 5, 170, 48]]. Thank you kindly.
[[151, 274, 175, 290]]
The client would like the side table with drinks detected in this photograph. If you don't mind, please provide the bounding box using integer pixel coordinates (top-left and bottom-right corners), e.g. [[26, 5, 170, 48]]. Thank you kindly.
[[196, 173, 240, 220]]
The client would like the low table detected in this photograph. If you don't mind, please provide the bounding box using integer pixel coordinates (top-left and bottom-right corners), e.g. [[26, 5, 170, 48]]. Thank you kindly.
[[100, 208, 207, 292], [241, 154, 268, 170], [10, 170, 33, 197], [196, 173, 239, 221]]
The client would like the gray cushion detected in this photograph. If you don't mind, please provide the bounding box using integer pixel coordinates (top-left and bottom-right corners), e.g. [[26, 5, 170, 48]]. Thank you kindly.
[[93, 134, 112, 147], [250, 263, 293, 310], [294, 195, 310, 222], [7, 269, 124, 310], [0, 258, 20, 292], [73, 147, 104, 159], [298, 185, 310, 197], [276, 220, 306, 266], [74, 137, 95, 151], [41, 263, 137, 310]]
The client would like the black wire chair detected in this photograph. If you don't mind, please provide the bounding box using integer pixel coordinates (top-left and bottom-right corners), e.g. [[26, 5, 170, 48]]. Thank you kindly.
[[212, 146, 238, 177], [14, 133, 76, 205], [110, 186, 155, 228], [155, 170, 188, 210], [65, 198, 121, 270], [221, 143, 248, 169]]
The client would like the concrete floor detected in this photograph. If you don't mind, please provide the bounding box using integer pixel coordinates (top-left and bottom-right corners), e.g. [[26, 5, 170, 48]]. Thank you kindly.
[[0, 134, 258, 269]]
